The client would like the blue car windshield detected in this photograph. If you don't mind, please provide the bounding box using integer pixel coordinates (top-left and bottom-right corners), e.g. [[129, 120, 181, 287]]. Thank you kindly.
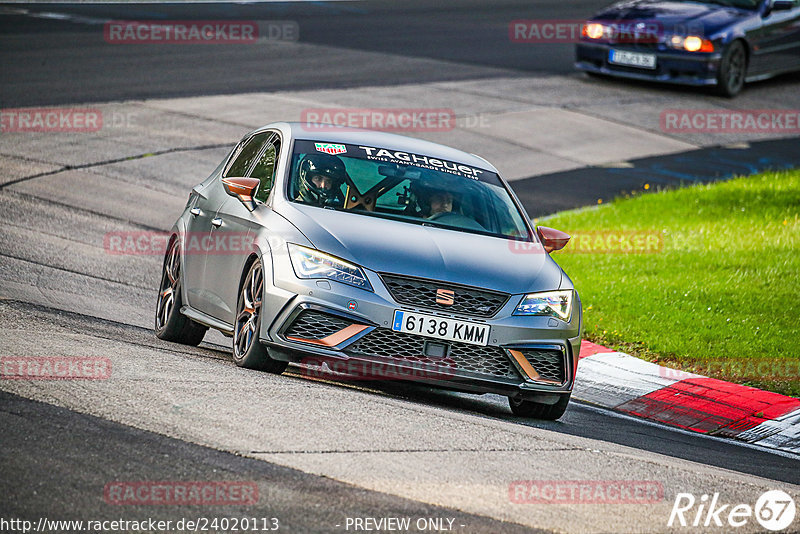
[[288, 140, 531, 241], [678, 0, 759, 9]]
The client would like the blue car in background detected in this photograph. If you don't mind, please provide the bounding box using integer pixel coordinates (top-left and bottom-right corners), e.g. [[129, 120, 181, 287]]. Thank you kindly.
[[575, 0, 800, 96]]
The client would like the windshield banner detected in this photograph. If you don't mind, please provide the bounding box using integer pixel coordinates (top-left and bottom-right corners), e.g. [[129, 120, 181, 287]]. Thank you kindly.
[[297, 140, 492, 181]]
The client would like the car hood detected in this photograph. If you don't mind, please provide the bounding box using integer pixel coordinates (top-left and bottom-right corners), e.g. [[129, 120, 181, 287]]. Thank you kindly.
[[593, 0, 753, 35], [277, 203, 563, 295]]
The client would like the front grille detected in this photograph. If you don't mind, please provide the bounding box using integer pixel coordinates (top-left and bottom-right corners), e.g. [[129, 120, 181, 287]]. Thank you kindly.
[[347, 328, 521, 380], [606, 42, 660, 51], [380, 274, 509, 318], [284, 310, 355, 340], [519, 348, 566, 383], [606, 62, 664, 76]]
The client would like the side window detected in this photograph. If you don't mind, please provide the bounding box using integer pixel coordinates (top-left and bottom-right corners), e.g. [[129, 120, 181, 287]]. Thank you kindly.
[[224, 132, 270, 178], [251, 138, 280, 203]]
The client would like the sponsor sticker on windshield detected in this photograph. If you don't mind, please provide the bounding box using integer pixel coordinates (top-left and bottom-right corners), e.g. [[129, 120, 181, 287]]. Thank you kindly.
[[294, 140, 497, 184], [356, 145, 484, 180], [315, 143, 347, 155]]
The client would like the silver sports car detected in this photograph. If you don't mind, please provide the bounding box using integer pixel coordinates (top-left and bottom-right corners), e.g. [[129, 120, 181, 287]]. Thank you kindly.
[[156, 122, 581, 420]]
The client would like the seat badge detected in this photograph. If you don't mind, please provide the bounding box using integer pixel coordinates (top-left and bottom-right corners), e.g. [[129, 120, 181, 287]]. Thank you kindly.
[[436, 289, 455, 306]]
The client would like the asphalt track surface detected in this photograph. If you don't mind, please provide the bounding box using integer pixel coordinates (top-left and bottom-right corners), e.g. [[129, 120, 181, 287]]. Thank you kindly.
[[1, 389, 544, 534], [3, 0, 800, 106], [1, 0, 604, 106], [517, 136, 800, 216], [4, 1, 800, 214], [2, 2, 800, 533]]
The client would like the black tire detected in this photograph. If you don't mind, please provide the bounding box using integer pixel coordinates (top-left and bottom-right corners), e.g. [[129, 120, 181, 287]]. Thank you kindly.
[[508, 393, 571, 420], [716, 40, 746, 97], [233, 259, 287, 374], [155, 239, 207, 345]]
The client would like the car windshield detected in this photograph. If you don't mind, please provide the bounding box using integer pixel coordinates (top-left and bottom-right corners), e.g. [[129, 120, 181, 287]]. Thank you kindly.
[[287, 140, 531, 240], [675, 0, 759, 9]]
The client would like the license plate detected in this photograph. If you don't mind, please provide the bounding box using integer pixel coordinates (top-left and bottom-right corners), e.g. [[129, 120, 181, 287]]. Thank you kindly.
[[609, 49, 656, 69], [392, 310, 490, 346]]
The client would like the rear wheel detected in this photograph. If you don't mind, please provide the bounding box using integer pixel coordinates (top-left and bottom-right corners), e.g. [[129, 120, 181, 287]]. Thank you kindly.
[[233, 259, 287, 373], [155, 239, 207, 345], [716, 40, 746, 97], [508, 393, 571, 420]]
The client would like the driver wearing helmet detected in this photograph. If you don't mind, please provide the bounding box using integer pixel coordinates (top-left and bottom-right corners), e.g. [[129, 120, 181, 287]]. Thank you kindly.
[[426, 190, 454, 218], [296, 153, 346, 207]]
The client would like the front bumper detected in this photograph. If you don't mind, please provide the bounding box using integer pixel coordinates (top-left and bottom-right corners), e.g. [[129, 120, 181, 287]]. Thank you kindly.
[[258, 249, 581, 402], [575, 42, 722, 86]]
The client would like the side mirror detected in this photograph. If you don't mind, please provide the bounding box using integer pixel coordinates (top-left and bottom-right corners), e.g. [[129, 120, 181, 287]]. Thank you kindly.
[[536, 226, 571, 253], [773, 0, 794, 10], [765, 0, 793, 15], [222, 177, 259, 211]]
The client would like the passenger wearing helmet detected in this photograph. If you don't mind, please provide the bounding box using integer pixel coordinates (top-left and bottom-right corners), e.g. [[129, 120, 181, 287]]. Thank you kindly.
[[412, 178, 458, 219], [296, 153, 346, 207]]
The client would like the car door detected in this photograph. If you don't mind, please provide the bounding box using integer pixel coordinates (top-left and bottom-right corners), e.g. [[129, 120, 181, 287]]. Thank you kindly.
[[749, 0, 800, 75], [777, 0, 800, 68], [202, 132, 280, 324], [182, 168, 238, 313]]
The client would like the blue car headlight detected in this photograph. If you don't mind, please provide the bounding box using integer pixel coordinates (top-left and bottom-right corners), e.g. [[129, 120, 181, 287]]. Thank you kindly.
[[667, 35, 714, 52], [513, 290, 574, 321], [288, 243, 373, 291]]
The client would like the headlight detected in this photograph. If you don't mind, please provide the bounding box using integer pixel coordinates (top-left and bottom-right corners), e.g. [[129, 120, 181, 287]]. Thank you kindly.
[[582, 23, 605, 39], [287, 243, 373, 291], [513, 290, 574, 321], [668, 35, 714, 52]]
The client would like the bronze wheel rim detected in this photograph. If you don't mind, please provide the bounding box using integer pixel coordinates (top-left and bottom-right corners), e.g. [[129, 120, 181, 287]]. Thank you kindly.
[[234, 262, 263, 358], [156, 241, 180, 330]]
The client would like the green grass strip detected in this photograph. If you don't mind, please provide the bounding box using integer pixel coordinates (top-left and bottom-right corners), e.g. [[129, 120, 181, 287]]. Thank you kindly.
[[544, 168, 800, 397]]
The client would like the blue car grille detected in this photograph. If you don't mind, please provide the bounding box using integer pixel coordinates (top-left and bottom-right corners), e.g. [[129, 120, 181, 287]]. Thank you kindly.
[[606, 41, 661, 51], [379, 273, 509, 318]]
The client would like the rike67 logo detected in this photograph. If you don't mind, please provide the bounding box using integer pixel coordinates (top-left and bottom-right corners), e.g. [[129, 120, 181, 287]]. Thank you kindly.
[[669, 490, 796, 531]]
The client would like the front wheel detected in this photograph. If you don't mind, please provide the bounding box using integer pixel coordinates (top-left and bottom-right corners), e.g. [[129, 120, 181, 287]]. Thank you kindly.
[[716, 40, 746, 97], [508, 393, 571, 420], [233, 259, 287, 374], [155, 239, 207, 345]]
